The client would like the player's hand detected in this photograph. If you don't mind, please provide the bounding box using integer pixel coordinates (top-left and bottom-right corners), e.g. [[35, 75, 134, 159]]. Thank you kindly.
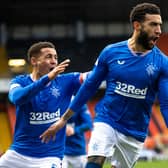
[[48, 59, 70, 80], [39, 118, 66, 143], [66, 125, 75, 136]]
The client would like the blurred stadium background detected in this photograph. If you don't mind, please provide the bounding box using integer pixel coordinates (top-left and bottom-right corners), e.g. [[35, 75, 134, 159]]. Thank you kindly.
[[0, 0, 168, 166]]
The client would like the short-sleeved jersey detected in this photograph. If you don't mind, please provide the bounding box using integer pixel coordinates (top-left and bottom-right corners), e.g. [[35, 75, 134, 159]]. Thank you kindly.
[[8, 72, 81, 159], [70, 40, 168, 142]]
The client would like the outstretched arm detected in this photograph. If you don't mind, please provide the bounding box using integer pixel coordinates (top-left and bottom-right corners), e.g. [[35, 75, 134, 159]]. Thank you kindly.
[[40, 108, 74, 143], [40, 47, 108, 143], [9, 59, 70, 105], [39, 66, 104, 143]]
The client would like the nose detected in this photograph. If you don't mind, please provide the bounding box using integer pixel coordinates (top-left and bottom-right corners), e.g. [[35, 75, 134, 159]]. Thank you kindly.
[[155, 25, 161, 35]]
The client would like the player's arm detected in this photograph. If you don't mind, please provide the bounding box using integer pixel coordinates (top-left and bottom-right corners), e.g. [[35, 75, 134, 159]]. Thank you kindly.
[[40, 52, 107, 143], [40, 109, 74, 143], [9, 75, 50, 105], [69, 59, 107, 113], [69, 45, 110, 112], [39, 78, 95, 143], [158, 75, 168, 127], [158, 58, 168, 127], [9, 59, 70, 105]]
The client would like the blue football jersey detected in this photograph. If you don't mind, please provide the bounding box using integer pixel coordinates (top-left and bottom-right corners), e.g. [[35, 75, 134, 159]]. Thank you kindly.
[[70, 40, 168, 142], [8, 72, 81, 158], [64, 104, 92, 156]]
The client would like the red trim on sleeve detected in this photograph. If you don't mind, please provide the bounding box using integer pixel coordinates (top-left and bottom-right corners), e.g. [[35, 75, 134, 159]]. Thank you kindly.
[[79, 74, 83, 83]]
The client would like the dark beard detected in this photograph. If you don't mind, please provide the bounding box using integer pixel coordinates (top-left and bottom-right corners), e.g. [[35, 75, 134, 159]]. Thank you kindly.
[[137, 30, 154, 50]]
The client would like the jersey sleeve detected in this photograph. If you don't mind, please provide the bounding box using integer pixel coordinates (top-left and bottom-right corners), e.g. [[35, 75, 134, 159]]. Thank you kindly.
[[8, 74, 50, 105], [69, 46, 109, 112], [158, 56, 168, 127]]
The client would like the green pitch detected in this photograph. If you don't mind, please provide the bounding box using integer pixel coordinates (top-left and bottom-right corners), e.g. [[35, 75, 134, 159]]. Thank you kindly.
[[103, 160, 168, 168]]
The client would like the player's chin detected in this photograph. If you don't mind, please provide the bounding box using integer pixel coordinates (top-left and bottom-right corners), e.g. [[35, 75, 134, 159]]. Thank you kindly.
[[149, 40, 156, 49], [149, 43, 155, 49]]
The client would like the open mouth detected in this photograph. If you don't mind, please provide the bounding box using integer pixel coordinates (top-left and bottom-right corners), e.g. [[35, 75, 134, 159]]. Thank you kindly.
[[50, 67, 54, 71], [150, 36, 159, 45], [153, 36, 159, 42]]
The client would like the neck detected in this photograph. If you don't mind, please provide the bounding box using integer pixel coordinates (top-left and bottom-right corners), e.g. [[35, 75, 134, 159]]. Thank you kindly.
[[31, 70, 41, 81], [128, 38, 146, 53], [128, 32, 150, 53]]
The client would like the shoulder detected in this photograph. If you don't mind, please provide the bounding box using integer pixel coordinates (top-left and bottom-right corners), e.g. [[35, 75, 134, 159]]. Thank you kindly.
[[10, 74, 30, 83], [103, 40, 128, 52], [97, 40, 128, 63], [153, 46, 168, 62], [152, 47, 168, 74], [9, 74, 30, 89], [100, 40, 128, 58]]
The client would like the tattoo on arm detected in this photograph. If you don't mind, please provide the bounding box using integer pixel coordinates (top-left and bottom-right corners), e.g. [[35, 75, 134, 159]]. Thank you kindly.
[[62, 109, 74, 121]]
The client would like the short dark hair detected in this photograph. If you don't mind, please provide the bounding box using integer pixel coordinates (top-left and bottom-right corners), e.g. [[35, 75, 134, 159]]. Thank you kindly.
[[27, 41, 55, 62], [130, 3, 161, 23]]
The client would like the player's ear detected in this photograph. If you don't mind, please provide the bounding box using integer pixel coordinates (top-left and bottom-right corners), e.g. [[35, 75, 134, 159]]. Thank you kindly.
[[133, 21, 141, 31], [30, 56, 37, 66]]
